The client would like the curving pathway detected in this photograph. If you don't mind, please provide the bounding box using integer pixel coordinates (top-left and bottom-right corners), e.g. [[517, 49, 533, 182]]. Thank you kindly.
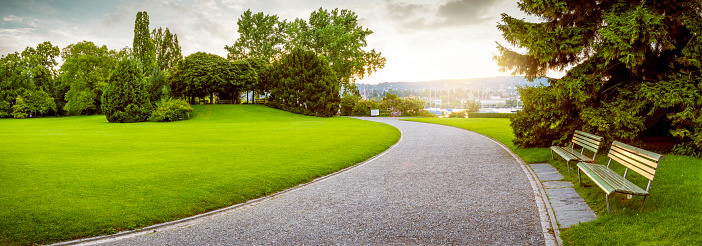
[[80, 117, 551, 245]]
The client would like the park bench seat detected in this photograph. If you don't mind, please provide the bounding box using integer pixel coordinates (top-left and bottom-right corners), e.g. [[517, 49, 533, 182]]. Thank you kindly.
[[550, 130, 603, 174], [577, 141, 664, 214]]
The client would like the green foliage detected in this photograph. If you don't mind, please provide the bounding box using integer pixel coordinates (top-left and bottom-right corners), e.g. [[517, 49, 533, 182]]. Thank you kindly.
[[11, 95, 28, 119], [225, 8, 386, 94], [170, 52, 256, 105], [447, 111, 466, 118], [497, 0, 702, 152], [380, 93, 428, 116], [133, 11, 156, 75], [464, 99, 481, 113], [225, 10, 285, 61], [148, 98, 193, 122], [268, 48, 340, 117], [467, 113, 512, 119], [101, 58, 152, 123], [148, 67, 169, 102], [0, 42, 60, 117], [151, 27, 182, 71], [340, 93, 360, 116], [59, 41, 120, 115]]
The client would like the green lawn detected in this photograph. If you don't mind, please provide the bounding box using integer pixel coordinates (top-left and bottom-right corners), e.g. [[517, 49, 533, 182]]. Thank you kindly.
[[0, 105, 400, 246], [404, 117, 702, 245]]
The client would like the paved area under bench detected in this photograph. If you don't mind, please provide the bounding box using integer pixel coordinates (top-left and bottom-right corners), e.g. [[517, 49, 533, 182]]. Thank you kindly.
[[530, 163, 598, 228]]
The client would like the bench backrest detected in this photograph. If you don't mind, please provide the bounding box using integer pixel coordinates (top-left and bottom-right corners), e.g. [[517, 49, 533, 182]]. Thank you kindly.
[[572, 130, 603, 154], [607, 141, 664, 183]]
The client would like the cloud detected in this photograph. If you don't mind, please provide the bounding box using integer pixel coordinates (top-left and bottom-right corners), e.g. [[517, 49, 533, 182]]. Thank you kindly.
[[385, 0, 498, 31]]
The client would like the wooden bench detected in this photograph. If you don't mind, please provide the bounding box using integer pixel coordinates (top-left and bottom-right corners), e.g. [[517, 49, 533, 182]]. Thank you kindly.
[[577, 141, 664, 214], [550, 130, 603, 175]]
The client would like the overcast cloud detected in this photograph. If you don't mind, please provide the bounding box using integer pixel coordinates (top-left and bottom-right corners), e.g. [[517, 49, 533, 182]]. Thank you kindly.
[[0, 0, 558, 84]]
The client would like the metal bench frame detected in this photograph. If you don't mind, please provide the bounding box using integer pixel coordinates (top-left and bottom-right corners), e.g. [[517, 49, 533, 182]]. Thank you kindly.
[[550, 130, 603, 175], [577, 141, 664, 214]]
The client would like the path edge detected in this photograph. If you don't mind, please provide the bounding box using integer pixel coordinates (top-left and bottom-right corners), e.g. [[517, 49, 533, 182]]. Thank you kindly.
[[50, 121, 405, 246]]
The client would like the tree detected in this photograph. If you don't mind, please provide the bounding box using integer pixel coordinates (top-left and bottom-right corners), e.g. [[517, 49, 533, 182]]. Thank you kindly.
[[101, 58, 152, 123], [133, 11, 156, 75], [170, 52, 244, 104], [59, 41, 120, 115], [495, 0, 702, 150], [268, 48, 339, 117], [151, 27, 182, 71], [147, 67, 168, 102], [303, 8, 386, 87], [225, 10, 285, 61], [225, 8, 386, 94]]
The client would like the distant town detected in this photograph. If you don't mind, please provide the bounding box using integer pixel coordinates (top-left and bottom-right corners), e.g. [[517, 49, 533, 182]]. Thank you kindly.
[[357, 76, 550, 113]]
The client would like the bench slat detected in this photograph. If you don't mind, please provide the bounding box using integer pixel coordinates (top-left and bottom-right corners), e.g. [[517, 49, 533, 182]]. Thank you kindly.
[[578, 162, 616, 194], [610, 144, 659, 168], [579, 162, 649, 195], [551, 146, 579, 162], [575, 130, 604, 141], [613, 141, 664, 162], [609, 153, 655, 180], [573, 135, 600, 153]]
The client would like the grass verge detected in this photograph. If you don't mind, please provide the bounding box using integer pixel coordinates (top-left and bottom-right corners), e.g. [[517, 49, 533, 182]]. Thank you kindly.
[[403, 117, 701, 245], [0, 105, 400, 245]]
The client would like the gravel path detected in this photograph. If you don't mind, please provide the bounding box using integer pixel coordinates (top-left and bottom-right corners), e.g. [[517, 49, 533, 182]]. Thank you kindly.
[[90, 117, 546, 245]]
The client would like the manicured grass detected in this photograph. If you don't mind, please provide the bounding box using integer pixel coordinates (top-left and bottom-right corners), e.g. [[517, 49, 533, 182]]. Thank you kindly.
[[403, 117, 702, 245], [0, 105, 400, 246]]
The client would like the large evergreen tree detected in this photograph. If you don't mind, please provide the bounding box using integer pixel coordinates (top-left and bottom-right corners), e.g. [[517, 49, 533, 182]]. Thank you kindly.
[[101, 58, 152, 123], [268, 48, 339, 117], [496, 0, 702, 151], [133, 11, 156, 75]]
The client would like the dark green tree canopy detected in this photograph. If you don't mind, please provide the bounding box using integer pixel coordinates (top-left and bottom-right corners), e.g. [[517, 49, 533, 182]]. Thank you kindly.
[[267, 48, 340, 117], [101, 58, 152, 123], [496, 0, 702, 151]]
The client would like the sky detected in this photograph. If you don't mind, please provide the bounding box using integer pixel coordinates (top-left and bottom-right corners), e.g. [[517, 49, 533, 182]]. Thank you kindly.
[[0, 0, 563, 84]]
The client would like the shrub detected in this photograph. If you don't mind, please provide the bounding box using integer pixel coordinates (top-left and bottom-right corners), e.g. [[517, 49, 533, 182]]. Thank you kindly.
[[447, 111, 466, 118], [11, 95, 28, 119], [101, 58, 152, 123], [148, 98, 194, 122]]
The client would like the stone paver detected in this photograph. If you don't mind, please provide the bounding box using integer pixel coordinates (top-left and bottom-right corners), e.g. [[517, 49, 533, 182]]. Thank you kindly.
[[530, 163, 598, 228], [71, 118, 549, 245]]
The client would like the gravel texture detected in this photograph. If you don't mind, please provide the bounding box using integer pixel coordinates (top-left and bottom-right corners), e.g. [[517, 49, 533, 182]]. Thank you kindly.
[[92, 117, 545, 245]]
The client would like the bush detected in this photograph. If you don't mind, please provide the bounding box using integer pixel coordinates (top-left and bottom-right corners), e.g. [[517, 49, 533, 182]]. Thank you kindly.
[[447, 111, 466, 118], [101, 58, 152, 123], [11, 95, 28, 119], [148, 98, 194, 122], [467, 113, 513, 118]]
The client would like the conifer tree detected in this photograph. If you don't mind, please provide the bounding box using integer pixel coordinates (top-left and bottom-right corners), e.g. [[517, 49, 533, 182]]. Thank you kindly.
[[496, 0, 702, 151]]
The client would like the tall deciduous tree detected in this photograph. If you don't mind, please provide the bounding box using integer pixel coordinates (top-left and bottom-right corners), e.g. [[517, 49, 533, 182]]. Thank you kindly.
[[151, 27, 182, 71], [496, 0, 702, 151], [59, 41, 120, 115], [225, 8, 386, 94], [225, 9, 285, 61], [133, 11, 156, 75]]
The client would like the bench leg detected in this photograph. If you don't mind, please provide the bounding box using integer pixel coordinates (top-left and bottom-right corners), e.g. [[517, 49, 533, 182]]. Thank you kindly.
[[566, 161, 572, 175], [551, 150, 554, 160], [641, 195, 648, 212], [606, 194, 611, 214], [577, 168, 582, 185]]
